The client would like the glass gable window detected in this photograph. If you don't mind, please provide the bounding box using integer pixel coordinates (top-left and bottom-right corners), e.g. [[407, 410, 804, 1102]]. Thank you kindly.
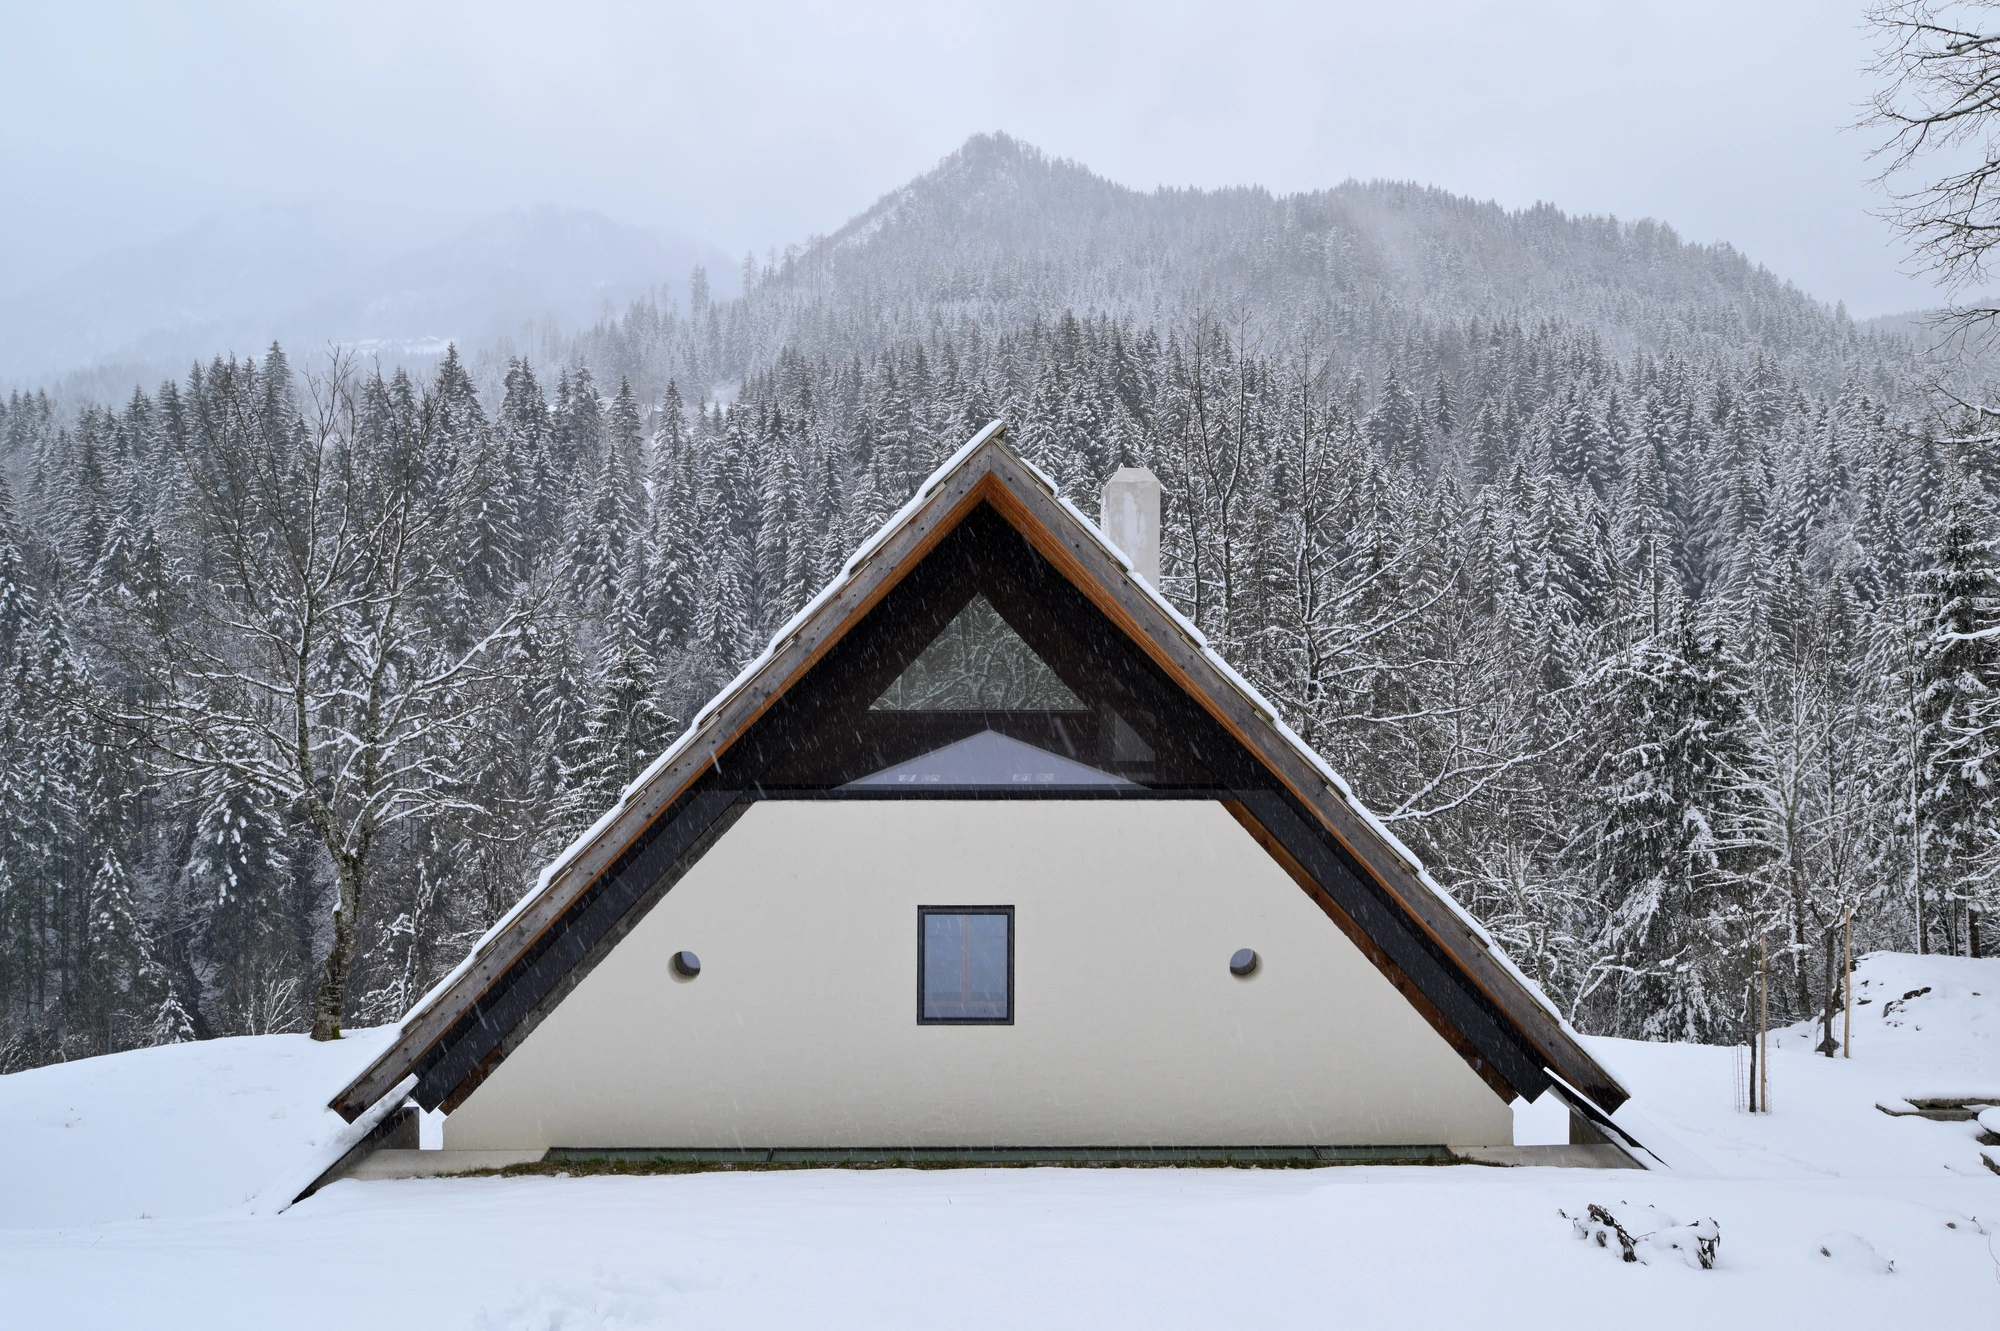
[[872, 595, 1083, 712], [713, 503, 1246, 794], [919, 907, 1013, 1023]]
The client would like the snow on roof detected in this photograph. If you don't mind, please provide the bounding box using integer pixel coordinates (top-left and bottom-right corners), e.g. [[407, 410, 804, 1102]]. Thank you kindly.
[[392, 420, 1581, 1059]]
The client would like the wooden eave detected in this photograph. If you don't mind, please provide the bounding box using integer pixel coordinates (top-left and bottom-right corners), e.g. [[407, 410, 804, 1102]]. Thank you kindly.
[[331, 423, 1628, 1123]]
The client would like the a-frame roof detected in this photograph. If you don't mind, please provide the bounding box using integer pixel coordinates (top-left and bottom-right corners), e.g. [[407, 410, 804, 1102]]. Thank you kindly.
[[330, 422, 1629, 1127]]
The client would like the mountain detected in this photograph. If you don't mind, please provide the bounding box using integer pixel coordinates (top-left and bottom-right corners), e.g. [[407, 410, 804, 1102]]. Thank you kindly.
[[0, 206, 733, 386], [734, 133, 1879, 374], [9, 134, 1915, 399], [565, 133, 1915, 409]]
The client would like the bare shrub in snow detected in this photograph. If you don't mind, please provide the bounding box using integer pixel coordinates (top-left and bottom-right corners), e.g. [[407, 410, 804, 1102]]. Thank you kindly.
[[1563, 1203, 1720, 1269]]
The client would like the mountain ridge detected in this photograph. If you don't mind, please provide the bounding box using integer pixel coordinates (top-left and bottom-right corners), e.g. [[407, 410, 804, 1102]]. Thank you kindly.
[[552, 132, 1909, 410], [10, 133, 1919, 401], [712, 132, 1883, 388]]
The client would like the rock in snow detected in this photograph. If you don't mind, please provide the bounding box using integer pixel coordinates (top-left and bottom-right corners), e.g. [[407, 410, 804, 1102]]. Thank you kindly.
[[1814, 1230, 1895, 1274]]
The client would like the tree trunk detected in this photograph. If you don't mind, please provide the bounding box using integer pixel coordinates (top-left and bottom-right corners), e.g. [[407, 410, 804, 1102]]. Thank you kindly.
[[1817, 929, 1840, 1057], [310, 856, 363, 1041]]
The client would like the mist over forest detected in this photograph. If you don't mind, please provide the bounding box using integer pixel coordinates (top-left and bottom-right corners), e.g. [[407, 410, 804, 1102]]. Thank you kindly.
[[0, 205, 738, 396], [2, 133, 1995, 1066]]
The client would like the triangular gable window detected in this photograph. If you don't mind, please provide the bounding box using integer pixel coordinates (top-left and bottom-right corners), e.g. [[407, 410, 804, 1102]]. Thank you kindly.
[[712, 503, 1247, 795], [870, 595, 1084, 711]]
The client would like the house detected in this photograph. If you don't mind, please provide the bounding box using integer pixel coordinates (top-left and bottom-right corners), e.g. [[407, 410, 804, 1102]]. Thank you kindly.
[[329, 422, 1632, 1162]]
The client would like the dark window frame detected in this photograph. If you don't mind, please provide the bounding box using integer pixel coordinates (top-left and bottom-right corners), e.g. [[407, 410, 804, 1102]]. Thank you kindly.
[[917, 905, 1015, 1025]]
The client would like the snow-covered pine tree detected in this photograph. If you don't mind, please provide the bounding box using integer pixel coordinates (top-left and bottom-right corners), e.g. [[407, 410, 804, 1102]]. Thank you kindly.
[[1582, 600, 1765, 1041], [556, 547, 676, 835], [641, 380, 702, 651], [1905, 464, 2000, 954], [560, 388, 642, 610], [186, 772, 295, 1034]]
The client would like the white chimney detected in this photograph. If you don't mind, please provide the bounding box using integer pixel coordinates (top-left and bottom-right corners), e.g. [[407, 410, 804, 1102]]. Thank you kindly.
[[1100, 467, 1161, 589]]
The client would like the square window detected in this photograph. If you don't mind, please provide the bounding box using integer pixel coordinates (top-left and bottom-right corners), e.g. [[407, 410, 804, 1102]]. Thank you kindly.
[[918, 907, 1013, 1023]]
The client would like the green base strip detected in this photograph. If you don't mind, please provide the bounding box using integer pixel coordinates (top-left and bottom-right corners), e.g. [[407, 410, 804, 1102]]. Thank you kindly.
[[536, 1144, 1457, 1169]]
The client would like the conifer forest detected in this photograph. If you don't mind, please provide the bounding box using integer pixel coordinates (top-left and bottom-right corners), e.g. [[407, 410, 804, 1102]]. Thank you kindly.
[[3, 136, 1996, 1067]]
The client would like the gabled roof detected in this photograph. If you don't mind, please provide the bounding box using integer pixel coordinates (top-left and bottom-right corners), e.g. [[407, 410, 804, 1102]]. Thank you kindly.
[[330, 422, 1629, 1125]]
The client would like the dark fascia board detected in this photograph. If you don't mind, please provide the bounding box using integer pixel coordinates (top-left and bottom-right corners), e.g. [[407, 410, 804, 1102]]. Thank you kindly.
[[330, 424, 1628, 1122]]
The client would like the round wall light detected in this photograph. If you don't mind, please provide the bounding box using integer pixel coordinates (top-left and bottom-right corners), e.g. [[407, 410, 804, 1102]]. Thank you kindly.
[[671, 950, 702, 979], [1230, 948, 1259, 977]]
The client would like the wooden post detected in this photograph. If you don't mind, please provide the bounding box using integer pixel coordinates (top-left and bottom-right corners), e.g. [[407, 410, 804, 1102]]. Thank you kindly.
[[1843, 907, 1853, 1060], [1759, 934, 1770, 1113], [1744, 977, 1758, 1114]]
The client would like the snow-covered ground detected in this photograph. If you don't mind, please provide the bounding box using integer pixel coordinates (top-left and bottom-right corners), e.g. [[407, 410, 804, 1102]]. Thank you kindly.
[[0, 1025, 398, 1229], [2, 952, 1994, 1329]]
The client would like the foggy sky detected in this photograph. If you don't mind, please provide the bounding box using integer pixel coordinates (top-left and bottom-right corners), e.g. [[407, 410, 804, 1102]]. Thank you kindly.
[[0, 0, 1938, 318]]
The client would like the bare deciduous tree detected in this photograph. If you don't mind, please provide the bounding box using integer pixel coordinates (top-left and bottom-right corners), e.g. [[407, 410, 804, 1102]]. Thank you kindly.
[[125, 355, 530, 1040], [1866, 2, 2000, 404]]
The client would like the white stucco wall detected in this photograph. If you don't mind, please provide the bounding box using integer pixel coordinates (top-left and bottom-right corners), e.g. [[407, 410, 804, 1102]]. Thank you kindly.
[[445, 801, 1513, 1149]]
